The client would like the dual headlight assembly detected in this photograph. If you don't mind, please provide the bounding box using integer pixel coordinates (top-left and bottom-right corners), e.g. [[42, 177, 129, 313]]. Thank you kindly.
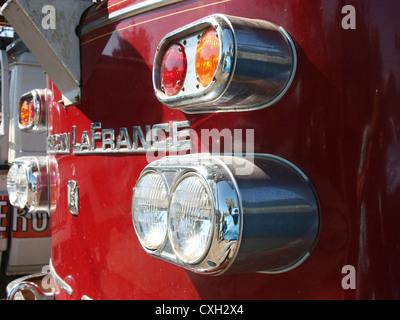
[[132, 155, 319, 275]]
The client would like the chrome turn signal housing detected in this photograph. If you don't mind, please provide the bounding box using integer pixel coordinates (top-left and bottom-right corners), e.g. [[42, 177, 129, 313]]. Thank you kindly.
[[132, 154, 319, 275], [153, 14, 297, 113], [7, 156, 49, 213], [18, 89, 50, 132]]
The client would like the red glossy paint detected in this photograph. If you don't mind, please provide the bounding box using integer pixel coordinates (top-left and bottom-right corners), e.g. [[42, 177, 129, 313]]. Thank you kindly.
[[48, 0, 400, 299]]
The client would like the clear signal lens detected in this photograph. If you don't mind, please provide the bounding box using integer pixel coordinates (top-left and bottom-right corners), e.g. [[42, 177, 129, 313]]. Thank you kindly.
[[169, 174, 214, 264], [132, 172, 168, 251], [195, 28, 220, 87]]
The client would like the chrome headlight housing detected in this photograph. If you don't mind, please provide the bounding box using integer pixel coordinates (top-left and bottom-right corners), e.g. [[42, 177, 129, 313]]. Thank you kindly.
[[132, 154, 319, 275], [7, 156, 49, 213]]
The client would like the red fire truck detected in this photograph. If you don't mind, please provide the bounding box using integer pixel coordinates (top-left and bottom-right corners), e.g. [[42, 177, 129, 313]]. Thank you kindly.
[[2, 0, 399, 301]]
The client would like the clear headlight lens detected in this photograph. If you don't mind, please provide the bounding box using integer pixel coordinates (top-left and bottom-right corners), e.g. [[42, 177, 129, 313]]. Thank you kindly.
[[132, 172, 168, 251], [16, 165, 29, 208], [7, 161, 31, 209], [7, 163, 19, 206], [168, 173, 214, 264], [6, 156, 48, 213]]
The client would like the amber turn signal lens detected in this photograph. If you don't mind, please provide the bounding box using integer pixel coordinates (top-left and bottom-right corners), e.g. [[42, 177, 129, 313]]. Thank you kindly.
[[195, 28, 220, 87], [19, 100, 33, 127]]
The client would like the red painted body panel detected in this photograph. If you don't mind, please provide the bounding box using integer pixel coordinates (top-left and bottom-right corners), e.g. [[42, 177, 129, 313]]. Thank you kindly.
[[48, 0, 400, 299]]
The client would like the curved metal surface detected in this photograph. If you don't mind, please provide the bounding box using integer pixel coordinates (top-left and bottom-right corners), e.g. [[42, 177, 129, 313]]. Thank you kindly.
[[7, 273, 54, 300], [7, 156, 49, 213], [152, 14, 297, 113], [132, 154, 319, 274]]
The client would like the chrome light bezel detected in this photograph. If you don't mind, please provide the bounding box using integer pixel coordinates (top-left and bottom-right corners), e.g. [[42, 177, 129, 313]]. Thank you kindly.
[[153, 15, 235, 110], [18, 89, 50, 132], [7, 156, 49, 213], [153, 14, 297, 113], [131, 154, 320, 275]]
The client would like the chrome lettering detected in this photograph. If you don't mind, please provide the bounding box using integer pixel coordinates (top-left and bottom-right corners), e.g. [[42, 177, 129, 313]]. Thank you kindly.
[[116, 127, 132, 150], [132, 125, 151, 149], [80, 131, 91, 151], [102, 129, 115, 150], [47, 133, 70, 154], [91, 122, 102, 150], [72, 126, 79, 152], [47, 121, 192, 155]]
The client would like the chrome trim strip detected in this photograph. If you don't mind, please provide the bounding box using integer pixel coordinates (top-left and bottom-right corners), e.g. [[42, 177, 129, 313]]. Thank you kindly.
[[79, 0, 185, 36], [47, 121, 192, 155], [8, 62, 41, 68], [6, 273, 55, 300], [8, 281, 53, 300], [49, 259, 73, 296]]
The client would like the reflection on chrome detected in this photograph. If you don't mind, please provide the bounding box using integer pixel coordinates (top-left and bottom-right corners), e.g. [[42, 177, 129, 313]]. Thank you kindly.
[[132, 154, 320, 275]]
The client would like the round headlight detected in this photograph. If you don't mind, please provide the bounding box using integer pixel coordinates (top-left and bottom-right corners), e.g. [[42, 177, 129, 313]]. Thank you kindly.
[[7, 161, 34, 209], [6, 157, 48, 213], [168, 173, 214, 264], [132, 171, 168, 251], [7, 163, 19, 206], [16, 165, 29, 208]]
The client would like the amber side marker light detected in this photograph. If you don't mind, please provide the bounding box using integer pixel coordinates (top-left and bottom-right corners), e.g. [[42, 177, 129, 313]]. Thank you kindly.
[[19, 99, 34, 128], [153, 14, 297, 113], [18, 89, 50, 132]]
